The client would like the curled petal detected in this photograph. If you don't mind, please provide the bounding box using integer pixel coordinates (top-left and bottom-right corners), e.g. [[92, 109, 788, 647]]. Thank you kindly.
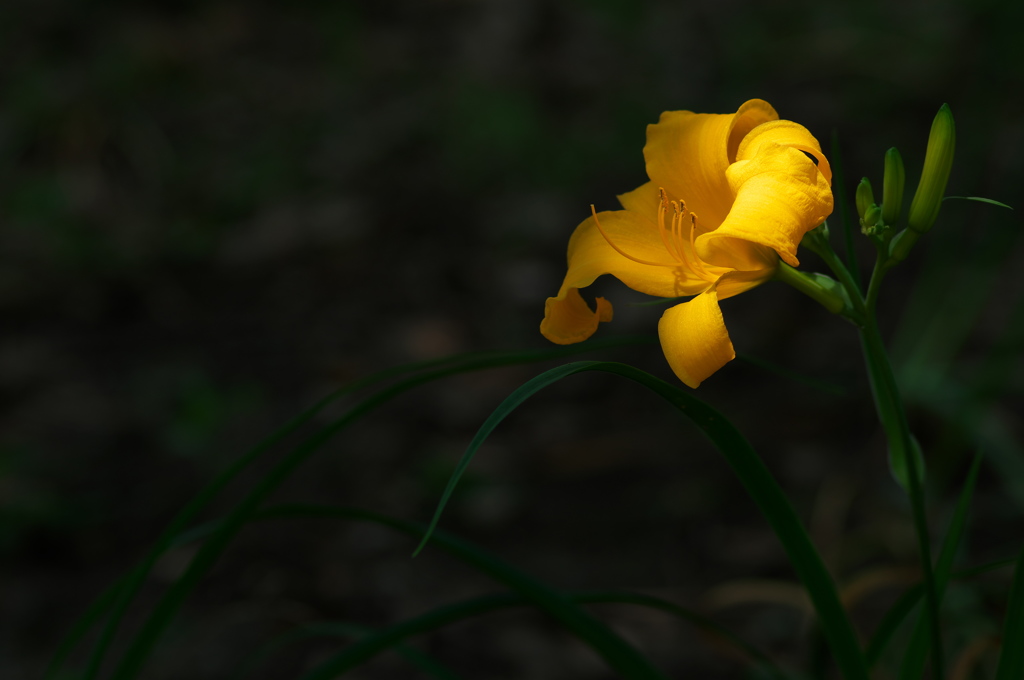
[[698, 134, 833, 269], [737, 119, 832, 184], [658, 290, 735, 388], [727, 99, 782, 163], [644, 100, 777, 231], [541, 288, 613, 345]]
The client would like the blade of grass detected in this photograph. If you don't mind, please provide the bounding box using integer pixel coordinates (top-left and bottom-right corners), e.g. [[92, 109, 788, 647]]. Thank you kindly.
[[867, 584, 925, 667], [57, 335, 659, 678], [45, 577, 126, 679], [942, 196, 1013, 209], [867, 554, 1020, 667], [130, 504, 786, 678], [260, 505, 667, 680], [297, 595, 523, 680], [416, 361, 868, 680], [993, 543, 1024, 680], [576, 591, 785, 678], [71, 385, 347, 680], [898, 453, 983, 680], [102, 343, 651, 680], [230, 620, 469, 680]]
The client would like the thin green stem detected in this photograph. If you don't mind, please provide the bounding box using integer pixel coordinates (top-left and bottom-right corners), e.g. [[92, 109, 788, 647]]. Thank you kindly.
[[859, 317, 944, 680], [864, 252, 894, 317], [813, 228, 944, 679]]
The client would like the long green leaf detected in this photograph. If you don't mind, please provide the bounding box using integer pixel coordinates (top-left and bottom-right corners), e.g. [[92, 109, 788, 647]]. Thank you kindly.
[[994, 543, 1024, 680], [260, 504, 668, 680], [867, 555, 1019, 667], [145, 504, 785, 677], [296, 595, 521, 679], [230, 620, 467, 680], [898, 453, 983, 680], [942, 196, 1013, 209], [866, 584, 924, 667], [44, 577, 126, 679], [53, 336, 656, 680], [102, 343, 652, 680], [417, 361, 868, 680], [268, 590, 787, 680], [97, 342, 655, 680], [71, 385, 349, 680]]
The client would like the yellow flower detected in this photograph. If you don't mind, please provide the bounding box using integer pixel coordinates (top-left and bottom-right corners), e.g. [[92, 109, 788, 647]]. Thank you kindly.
[[540, 99, 834, 387]]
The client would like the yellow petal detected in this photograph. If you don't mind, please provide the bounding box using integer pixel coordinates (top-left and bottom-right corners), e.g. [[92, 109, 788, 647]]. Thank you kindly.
[[644, 99, 778, 230], [715, 267, 775, 301], [697, 123, 833, 268], [738, 119, 832, 184], [727, 99, 783, 162], [541, 288, 613, 345], [657, 290, 735, 388], [564, 210, 711, 297], [616, 181, 663, 222], [540, 209, 709, 345]]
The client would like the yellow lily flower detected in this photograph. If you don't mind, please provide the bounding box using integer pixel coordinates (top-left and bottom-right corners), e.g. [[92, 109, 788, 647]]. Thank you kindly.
[[540, 99, 834, 388]]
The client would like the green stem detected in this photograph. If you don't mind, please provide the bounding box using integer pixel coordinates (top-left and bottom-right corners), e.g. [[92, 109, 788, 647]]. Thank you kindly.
[[858, 311, 945, 680], [812, 232, 944, 679], [864, 252, 894, 317]]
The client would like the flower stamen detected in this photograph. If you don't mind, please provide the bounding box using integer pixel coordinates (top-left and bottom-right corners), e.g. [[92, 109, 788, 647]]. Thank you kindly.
[[657, 188, 684, 263], [687, 212, 713, 279]]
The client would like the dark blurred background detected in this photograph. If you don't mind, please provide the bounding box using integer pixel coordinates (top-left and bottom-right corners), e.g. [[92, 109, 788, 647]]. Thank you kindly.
[[3, 0, 1022, 678]]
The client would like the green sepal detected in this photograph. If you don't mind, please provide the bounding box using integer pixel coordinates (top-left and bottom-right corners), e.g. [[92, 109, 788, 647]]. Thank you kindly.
[[775, 262, 861, 324]]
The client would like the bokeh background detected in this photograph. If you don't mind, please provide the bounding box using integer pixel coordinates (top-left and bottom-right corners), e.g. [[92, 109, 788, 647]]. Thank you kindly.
[[3, 0, 1022, 678]]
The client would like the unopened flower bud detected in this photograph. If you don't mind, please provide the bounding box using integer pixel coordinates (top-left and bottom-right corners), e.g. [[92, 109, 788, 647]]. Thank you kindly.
[[881, 147, 905, 227], [855, 177, 876, 221], [864, 205, 882, 230], [907, 104, 955, 234]]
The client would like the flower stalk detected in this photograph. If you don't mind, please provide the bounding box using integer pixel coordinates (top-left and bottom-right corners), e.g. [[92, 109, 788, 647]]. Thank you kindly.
[[813, 226, 946, 680]]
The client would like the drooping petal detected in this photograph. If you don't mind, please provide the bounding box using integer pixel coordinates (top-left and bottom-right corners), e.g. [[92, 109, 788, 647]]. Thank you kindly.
[[644, 99, 778, 231], [696, 121, 833, 269], [541, 288, 613, 345], [657, 290, 735, 388]]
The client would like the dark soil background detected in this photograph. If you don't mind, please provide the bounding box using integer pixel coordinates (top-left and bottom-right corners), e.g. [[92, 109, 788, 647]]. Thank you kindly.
[[3, 0, 1022, 678]]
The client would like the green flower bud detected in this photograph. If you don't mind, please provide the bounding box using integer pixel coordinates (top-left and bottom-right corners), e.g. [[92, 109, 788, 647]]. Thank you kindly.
[[855, 177, 876, 221], [881, 147, 905, 227], [907, 104, 955, 234], [864, 204, 882, 230]]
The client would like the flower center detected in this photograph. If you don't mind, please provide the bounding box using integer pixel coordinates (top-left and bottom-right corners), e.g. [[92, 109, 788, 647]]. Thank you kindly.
[[590, 187, 716, 285]]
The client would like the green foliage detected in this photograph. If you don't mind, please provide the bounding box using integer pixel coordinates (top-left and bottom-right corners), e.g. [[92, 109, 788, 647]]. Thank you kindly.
[[994, 545, 1024, 680], [418, 360, 868, 680]]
